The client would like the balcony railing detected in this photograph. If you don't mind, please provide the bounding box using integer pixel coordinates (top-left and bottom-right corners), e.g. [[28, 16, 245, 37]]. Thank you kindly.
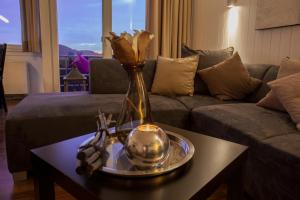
[[59, 55, 102, 92]]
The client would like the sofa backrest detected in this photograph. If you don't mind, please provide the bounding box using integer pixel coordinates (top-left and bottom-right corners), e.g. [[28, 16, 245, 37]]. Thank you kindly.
[[244, 64, 279, 102], [89, 58, 157, 94], [89, 58, 279, 102]]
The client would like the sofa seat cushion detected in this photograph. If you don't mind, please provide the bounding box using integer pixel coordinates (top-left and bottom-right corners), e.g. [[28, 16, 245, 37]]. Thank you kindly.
[[5, 92, 188, 172], [7, 92, 189, 146], [8, 92, 122, 120], [245, 133, 300, 200], [8, 93, 188, 129], [176, 95, 241, 110], [262, 133, 300, 162], [150, 95, 189, 128], [190, 103, 297, 146], [191, 103, 300, 199]]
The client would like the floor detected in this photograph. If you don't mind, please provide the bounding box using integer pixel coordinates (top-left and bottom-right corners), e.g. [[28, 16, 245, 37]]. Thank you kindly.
[[0, 100, 226, 200], [0, 100, 76, 200]]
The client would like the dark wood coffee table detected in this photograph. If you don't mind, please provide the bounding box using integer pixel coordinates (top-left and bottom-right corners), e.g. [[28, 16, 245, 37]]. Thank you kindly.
[[31, 124, 248, 200]]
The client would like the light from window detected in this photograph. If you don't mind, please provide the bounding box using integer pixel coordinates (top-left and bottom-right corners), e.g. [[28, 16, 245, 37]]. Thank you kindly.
[[112, 0, 146, 35], [57, 0, 102, 56], [0, 0, 22, 45]]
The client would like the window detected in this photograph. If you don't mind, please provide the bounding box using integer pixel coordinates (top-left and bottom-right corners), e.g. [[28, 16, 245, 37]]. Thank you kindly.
[[112, 0, 146, 34], [0, 0, 22, 45], [57, 0, 103, 91], [57, 0, 146, 56], [57, 0, 146, 91], [57, 0, 102, 56]]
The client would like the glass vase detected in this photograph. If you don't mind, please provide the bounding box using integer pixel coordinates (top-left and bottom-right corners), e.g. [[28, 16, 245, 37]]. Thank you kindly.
[[116, 64, 152, 144]]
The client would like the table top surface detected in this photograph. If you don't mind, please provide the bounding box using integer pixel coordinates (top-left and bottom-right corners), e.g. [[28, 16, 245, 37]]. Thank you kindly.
[[31, 123, 248, 200]]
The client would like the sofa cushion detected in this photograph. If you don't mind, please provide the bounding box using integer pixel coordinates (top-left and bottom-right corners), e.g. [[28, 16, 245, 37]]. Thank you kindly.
[[181, 45, 234, 94], [261, 133, 300, 166], [150, 95, 189, 128], [6, 92, 123, 148], [176, 95, 241, 110], [258, 58, 300, 112], [89, 59, 128, 94], [190, 103, 297, 146], [7, 92, 188, 144], [6, 92, 188, 172], [269, 72, 300, 130], [190, 102, 300, 200], [8, 92, 118, 120], [245, 64, 272, 80], [89, 59, 156, 94], [151, 55, 199, 96], [245, 64, 279, 103], [198, 53, 262, 100], [245, 133, 300, 200]]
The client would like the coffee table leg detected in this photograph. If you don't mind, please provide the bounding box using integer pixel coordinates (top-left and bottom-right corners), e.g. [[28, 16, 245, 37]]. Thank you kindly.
[[34, 174, 55, 200], [227, 162, 245, 200], [33, 156, 55, 200]]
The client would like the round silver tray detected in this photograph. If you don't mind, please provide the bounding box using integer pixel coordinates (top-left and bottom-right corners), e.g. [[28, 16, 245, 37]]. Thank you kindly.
[[80, 131, 194, 177]]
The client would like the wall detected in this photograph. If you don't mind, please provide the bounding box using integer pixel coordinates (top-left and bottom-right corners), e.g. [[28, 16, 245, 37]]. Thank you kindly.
[[4, 48, 43, 94], [3, 0, 60, 95], [192, 0, 300, 65]]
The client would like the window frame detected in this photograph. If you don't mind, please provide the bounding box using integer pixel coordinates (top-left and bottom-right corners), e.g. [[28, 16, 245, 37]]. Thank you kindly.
[[6, 44, 22, 52], [6, 44, 39, 57], [104, 0, 146, 57]]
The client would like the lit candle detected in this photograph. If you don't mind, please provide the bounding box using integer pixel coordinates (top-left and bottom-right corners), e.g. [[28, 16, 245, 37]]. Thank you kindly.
[[137, 124, 158, 132], [125, 123, 170, 168]]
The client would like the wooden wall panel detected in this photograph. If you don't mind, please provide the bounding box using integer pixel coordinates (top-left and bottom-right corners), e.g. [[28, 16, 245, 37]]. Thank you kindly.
[[290, 26, 300, 59], [269, 29, 282, 64], [192, 0, 300, 65]]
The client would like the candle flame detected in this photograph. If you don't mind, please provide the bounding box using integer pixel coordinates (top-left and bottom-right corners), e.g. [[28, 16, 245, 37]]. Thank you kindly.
[[137, 124, 158, 132]]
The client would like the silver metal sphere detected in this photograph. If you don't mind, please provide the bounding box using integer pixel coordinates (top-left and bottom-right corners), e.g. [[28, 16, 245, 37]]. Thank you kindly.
[[124, 124, 170, 168]]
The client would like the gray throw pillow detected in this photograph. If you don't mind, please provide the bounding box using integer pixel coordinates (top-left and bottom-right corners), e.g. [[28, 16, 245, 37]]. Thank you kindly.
[[181, 45, 234, 94]]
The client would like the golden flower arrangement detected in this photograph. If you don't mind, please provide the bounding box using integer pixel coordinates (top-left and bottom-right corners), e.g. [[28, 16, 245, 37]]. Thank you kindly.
[[106, 30, 154, 66], [106, 30, 155, 146]]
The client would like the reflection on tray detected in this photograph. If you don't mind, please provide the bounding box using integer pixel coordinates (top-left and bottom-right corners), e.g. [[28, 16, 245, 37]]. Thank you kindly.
[[79, 131, 195, 177]]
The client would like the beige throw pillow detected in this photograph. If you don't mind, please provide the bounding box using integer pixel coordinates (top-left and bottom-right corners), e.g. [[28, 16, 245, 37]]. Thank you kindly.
[[257, 92, 285, 111], [269, 72, 300, 130], [198, 52, 261, 100], [257, 58, 300, 111], [151, 55, 199, 96]]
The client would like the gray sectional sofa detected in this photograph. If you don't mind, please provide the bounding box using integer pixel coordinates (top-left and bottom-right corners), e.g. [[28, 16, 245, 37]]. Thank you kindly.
[[6, 59, 300, 200]]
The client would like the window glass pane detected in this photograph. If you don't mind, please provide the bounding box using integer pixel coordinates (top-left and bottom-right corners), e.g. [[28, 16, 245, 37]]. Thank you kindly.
[[0, 0, 22, 44], [57, 0, 102, 56], [112, 0, 146, 35], [57, 0, 102, 92]]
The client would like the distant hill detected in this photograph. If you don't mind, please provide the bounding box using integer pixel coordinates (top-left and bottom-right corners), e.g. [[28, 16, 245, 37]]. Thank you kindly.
[[59, 44, 101, 57]]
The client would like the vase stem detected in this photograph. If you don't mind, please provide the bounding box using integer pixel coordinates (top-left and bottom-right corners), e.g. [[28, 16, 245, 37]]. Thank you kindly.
[[116, 65, 152, 144]]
